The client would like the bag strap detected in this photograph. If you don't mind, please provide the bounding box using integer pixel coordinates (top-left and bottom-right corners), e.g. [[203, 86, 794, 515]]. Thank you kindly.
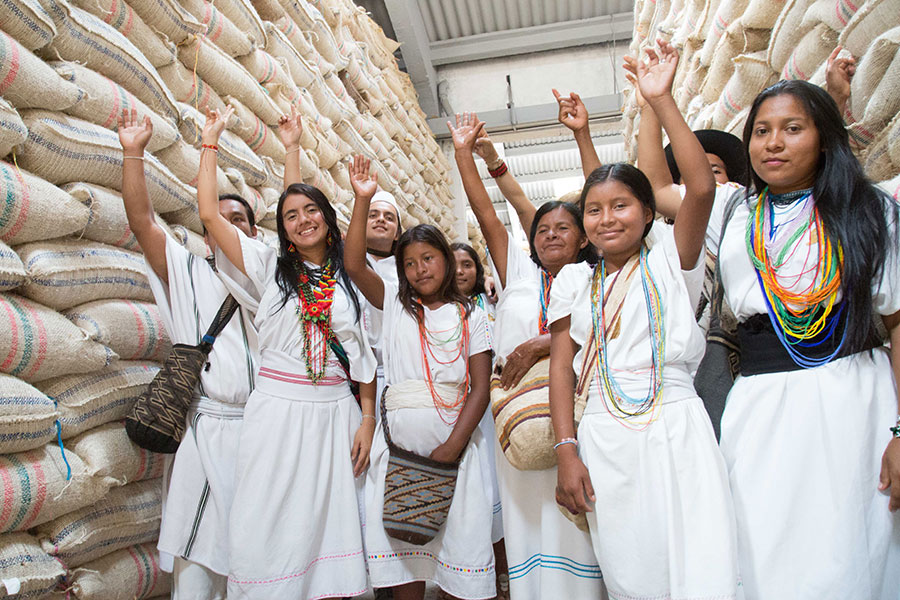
[[380, 386, 394, 448], [198, 295, 240, 353], [710, 188, 747, 317]]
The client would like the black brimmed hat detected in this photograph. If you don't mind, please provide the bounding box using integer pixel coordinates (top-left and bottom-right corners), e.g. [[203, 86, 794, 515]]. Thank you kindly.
[[664, 129, 747, 187]]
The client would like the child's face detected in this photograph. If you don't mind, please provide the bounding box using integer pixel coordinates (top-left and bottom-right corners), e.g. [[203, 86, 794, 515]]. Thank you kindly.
[[582, 180, 652, 268], [453, 249, 477, 296], [403, 241, 447, 300]]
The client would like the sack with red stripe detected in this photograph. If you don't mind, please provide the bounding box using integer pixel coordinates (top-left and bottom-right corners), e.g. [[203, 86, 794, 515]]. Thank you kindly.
[[69, 542, 172, 600]]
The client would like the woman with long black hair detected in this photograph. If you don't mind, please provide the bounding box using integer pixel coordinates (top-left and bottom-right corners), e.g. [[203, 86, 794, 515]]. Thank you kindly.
[[712, 79, 900, 598]]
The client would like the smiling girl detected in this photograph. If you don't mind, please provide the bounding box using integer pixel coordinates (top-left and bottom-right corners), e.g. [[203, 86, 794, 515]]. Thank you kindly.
[[196, 108, 377, 600], [344, 157, 495, 600], [547, 41, 739, 600]]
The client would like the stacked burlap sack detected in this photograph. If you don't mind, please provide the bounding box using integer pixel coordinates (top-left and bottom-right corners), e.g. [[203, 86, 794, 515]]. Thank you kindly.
[[626, 0, 900, 195], [0, 0, 454, 596]]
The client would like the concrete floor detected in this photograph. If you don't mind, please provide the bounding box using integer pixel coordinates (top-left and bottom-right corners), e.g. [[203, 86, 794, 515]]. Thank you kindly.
[[359, 584, 441, 599]]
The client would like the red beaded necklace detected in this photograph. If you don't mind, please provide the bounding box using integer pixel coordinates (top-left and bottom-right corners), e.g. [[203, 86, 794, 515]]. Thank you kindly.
[[416, 302, 470, 425], [295, 260, 337, 382]]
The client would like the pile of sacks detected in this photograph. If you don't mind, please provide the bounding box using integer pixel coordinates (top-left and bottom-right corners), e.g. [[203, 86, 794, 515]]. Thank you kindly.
[[0, 0, 454, 597], [625, 0, 900, 199]]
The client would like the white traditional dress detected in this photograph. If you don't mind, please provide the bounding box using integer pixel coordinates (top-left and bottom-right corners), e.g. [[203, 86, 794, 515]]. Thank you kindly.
[[365, 281, 496, 599], [489, 233, 605, 599], [364, 253, 398, 404], [146, 233, 258, 595], [712, 189, 900, 599], [549, 222, 739, 600], [220, 235, 376, 599]]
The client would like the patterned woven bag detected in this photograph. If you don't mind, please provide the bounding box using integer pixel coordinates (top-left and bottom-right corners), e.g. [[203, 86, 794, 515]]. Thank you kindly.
[[380, 393, 459, 546], [125, 295, 239, 453]]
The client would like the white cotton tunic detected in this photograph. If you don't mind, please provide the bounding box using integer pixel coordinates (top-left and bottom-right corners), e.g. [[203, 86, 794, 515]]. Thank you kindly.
[[549, 222, 739, 600], [364, 253, 398, 402], [146, 233, 258, 578], [488, 232, 606, 600], [712, 189, 900, 600], [365, 280, 496, 599], [222, 234, 376, 600]]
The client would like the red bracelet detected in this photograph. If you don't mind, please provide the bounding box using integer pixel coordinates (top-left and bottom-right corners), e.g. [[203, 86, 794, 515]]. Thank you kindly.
[[201, 143, 218, 151], [488, 161, 508, 178]]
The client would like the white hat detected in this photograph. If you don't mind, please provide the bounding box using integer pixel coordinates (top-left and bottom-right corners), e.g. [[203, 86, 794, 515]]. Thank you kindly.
[[371, 190, 400, 216]]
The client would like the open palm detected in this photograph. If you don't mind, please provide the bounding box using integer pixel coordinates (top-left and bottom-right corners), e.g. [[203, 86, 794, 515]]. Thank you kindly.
[[117, 109, 153, 153], [348, 155, 378, 200], [636, 40, 679, 102], [447, 112, 485, 152], [277, 105, 303, 149]]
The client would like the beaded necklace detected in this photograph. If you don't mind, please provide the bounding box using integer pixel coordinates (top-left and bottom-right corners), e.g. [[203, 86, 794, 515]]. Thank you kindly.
[[746, 187, 847, 368], [416, 302, 470, 425], [294, 260, 337, 382], [538, 269, 553, 335], [590, 246, 666, 429]]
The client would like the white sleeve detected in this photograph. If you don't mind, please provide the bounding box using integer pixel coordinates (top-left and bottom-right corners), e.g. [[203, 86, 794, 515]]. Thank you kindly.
[[873, 202, 900, 316], [705, 182, 745, 258], [490, 231, 538, 294], [467, 306, 492, 356], [547, 263, 584, 325]]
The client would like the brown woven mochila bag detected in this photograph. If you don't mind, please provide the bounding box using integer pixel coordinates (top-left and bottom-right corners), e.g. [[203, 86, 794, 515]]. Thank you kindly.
[[125, 295, 240, 453]]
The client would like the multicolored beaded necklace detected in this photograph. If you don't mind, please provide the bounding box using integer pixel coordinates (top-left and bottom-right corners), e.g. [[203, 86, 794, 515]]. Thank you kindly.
[[538, 269, 553, 335], [295, 260, 337, 382], [746, 187, 847, 368], [590, 246, 666, 429], [416, 302, 470, 425]]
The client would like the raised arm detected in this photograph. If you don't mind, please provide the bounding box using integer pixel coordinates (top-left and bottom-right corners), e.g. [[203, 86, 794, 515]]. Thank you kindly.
[[825, 46, 855, 119], [553, 89, 601, 178], [448, 113, 510, 287], [624, 56, 682, 220], [473, 129, 536, 233], [197, 107, 245, 274], [638, 41, 716, 270], [118, 109, 169, 282], [344, 155, 385, 309], [277, 105, 303, 189]]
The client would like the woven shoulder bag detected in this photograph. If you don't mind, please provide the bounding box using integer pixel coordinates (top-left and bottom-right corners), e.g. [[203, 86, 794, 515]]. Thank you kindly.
[[125, 295, 240, 453], [380, 391, 460, 546]]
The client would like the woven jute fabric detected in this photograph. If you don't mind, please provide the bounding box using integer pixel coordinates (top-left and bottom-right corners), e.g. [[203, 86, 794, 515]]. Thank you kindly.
[[63, 183, 140, 251], [214, 0, 267, 47], [0, 291, 114, 383], [0, 98, 27, 159], [39, 361, 160, 440], [36, 478, 163, 568], [0, 442, 108, 533], [156, 59, 227, 115], [0, 30, 83, 111], [712, 51, 777, 130], [0, 373, 58, 454], [226, 96, 286, 162], [237, 47, 296, 92], [70, 421, 166, 487], [70, 542, 172, 600], [68, 0, 175, 68], [18, 110, 195, 214], [181, 0, 252, 57], [264, 21, 317, 88], [0, 0, 56, 51], [16, 239, 154, 311], [66, 300, 171, 362], [52, 62, 179, 153], [847, 27, 900, 150], [781, 23, 838, 82], [0, 240, 27, 292], [128, 0, 204, 45], [153, 139, 238, 195], [0, 532, 65, 598]]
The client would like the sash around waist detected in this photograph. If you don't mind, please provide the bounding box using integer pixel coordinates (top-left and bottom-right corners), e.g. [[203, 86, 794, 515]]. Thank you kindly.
[[583, 365, 698, 416], [254, 353, 352, 402], [384, 380, 463, 411]]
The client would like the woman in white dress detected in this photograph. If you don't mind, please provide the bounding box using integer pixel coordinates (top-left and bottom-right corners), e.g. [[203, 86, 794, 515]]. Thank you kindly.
[[344, 157, 495, 600], [548, 41, 739, 600], [196, 109, 377, 599], [449, 115, 606, 600], [712, 79, 900, 598]]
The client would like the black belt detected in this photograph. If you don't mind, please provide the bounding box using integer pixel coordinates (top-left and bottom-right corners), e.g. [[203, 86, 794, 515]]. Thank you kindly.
[[737, 313, 881, 376]]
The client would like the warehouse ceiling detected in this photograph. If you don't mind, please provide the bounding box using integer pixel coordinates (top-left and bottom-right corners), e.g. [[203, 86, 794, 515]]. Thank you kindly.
[[354, 0, 633, 123]]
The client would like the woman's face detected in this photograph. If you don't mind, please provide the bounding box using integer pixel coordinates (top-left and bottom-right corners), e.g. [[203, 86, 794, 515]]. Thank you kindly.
[[454, 249, 478, 296], [282, 193, 328, 254], [533, 207, 588, 272], [402, 241, 447, 300], [582, 180, 653, 270], [749, 94, 821, 195]]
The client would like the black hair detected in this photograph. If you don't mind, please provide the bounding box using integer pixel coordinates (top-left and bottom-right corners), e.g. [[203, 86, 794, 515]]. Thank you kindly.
[[395, 224, 473, 321], [273, 183, 360, 321], [743, 79, 899, 353], [451, 242, 486, 297], [580, 164, 656, 238], [527, 200, 597, 268], [218, 193, 256, 229]]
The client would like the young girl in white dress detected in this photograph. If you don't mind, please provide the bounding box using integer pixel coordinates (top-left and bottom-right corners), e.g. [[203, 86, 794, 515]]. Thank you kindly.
[[196, 108, 377, 600], [547, 41, 739, 600], [344, 157, 496, 600]]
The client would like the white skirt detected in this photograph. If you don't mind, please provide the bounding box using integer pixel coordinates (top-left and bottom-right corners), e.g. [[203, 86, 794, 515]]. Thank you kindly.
[[477, 409, 504, 544], [721, 348, 900, 600], [365, 406, 496, 600], [158, 398, 243, 576], [226, 367, 368, 599], [495, 439, 606, 600], [579, 392, 739, 600]]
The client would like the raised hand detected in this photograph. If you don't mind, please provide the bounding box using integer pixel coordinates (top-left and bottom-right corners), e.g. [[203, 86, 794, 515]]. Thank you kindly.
[[277, 104, 303, 150], [636, 39, 679, 103], [622, 55, 647, 109], [446, 112, 486, 152], [553, 89, 589, 131], [201, 106, 235, 146], [348, 155, 378, 201], [825, 46, 855, 114], [117, 108, 153, 154], [473, 128, 500, 164]]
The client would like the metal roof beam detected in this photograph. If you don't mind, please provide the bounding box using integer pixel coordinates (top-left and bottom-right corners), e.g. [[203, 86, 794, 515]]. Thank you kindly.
[[429, 12, 633, 65], [383, 0, 440, 116]]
